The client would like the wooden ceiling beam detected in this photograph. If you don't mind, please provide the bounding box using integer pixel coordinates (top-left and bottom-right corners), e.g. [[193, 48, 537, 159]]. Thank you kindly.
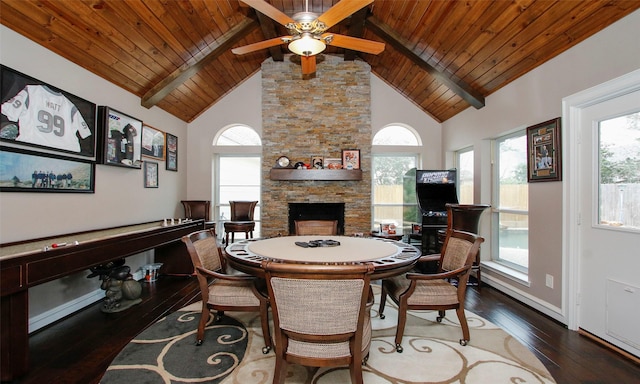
[[366, 15, 485, 110], [344, 8, 369, 61], [255, 10, 284, 62], [141, 16, 258, 109]]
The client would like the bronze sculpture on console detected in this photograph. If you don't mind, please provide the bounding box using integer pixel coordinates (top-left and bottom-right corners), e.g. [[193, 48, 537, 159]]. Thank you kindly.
[[87, 260, 142, 313]]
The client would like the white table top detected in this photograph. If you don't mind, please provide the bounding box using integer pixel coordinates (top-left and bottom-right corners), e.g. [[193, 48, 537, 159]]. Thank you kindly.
[[246, 236, 399, 263]]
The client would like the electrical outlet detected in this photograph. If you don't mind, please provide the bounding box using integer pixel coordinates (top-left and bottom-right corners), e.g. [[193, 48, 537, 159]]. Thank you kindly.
[[545, 274, 554, 288]]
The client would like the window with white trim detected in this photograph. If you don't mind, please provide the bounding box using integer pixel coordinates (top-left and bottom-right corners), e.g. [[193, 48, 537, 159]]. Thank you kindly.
[[372, 124, 421, 233], [213, 125, 262, 237], [456, 147, 474, 204], [493, 131, 529, 272]]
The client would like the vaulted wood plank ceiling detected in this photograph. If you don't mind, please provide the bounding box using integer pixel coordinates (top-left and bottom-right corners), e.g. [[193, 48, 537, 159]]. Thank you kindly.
[[1, 0, 638, 123]]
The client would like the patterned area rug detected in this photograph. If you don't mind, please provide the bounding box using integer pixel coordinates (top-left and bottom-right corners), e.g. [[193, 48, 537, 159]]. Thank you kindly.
[[102, 285, 556, 383]]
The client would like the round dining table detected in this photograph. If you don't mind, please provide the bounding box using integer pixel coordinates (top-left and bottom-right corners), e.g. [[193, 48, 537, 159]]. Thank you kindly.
[[225, 235, 421, 279]]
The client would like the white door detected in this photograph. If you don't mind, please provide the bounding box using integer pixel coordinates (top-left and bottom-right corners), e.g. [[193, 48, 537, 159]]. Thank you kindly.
[[577, 89, 640, 357]]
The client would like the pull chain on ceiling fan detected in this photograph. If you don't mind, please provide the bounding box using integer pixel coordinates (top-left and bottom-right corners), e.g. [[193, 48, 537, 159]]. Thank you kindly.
[[232, 0, 384, 78]]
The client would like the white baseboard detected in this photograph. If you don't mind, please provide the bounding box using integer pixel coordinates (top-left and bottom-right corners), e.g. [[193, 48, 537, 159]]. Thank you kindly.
[[29, 289, 104, 333], [29, 270, 144, 333], [483, 273, 567, 324]]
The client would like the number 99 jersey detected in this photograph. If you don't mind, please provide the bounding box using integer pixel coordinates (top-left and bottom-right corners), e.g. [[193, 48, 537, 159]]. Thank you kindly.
[[1, 85, 92, 152]]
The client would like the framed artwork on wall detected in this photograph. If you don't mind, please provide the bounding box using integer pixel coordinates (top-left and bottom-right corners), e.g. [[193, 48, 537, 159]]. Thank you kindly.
[[526, 117, 562, 182], [342, 149, 360, 170], [0, 146, 95, 193], [141, 124, 165, 160], [144, 161, 158, 188], [0, 65, 97, 158], [97, 106, 142, 169], [165, 133, 178, 171]]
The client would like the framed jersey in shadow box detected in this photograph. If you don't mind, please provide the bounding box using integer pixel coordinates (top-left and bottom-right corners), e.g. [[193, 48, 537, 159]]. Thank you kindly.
[[0, 65, 97, 158], [97, 106, 143, 169]]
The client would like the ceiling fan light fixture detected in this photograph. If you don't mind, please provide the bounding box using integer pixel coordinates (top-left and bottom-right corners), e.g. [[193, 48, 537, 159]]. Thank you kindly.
[[288, 33, 326, 56]]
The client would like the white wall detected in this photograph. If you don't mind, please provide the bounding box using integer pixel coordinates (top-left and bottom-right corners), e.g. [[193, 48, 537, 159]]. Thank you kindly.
[[1, 26, 189, 328], [441, 9, 640, 320]]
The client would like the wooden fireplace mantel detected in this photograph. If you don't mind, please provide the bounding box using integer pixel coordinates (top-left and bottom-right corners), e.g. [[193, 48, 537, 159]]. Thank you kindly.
[[270, 168, 362, 181]]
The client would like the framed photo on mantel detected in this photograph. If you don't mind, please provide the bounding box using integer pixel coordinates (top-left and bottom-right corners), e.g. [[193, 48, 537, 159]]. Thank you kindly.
[[342, 149, 360, 170]]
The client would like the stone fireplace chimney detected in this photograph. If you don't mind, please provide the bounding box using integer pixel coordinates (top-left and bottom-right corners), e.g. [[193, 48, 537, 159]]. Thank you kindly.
[[261, 55, 372, 237]]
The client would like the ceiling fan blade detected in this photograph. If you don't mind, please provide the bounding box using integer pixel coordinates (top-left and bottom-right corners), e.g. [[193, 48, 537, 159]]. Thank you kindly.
[[325, 33, 385, 55], [301, 56, 316, 76], [231, 36, 290, 55], [317, 0, 373, 29], [240, 0, 295, 26]]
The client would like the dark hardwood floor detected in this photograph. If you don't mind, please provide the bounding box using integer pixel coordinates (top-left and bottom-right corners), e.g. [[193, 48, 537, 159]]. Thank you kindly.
[[465, 282, 639, 383], [10, 277, 639, 384]]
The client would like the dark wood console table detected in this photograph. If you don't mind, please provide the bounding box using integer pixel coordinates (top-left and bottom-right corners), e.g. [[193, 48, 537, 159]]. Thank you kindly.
[[0, 219, 203, 381]]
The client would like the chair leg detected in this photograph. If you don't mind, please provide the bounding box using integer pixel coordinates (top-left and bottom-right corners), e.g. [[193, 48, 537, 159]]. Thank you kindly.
[[456, 307, 470, 346], [225, 231, 229, 245], [259, 304, 272, 354], [476, 266, 482, 290], [350, 361, 364, 384], [273, 356, 287, 384], [378, 284, 387, 319], [196, 307, 210, 346], [394, 302, 408, 353]]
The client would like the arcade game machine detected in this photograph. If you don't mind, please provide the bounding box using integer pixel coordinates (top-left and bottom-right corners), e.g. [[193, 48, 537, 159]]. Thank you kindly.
[[415, 169, 459, 255]]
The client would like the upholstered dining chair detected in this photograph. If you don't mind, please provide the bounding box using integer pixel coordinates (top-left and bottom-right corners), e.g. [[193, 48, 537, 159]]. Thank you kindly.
[[262, 261, 374, 384], [181, 200, 211, 221], [294, 220, 338, 235], [224, 200, 258, 244], [181, 200, 216, 229], [181, 228, 272, 353], [378, 229, 484, 352]]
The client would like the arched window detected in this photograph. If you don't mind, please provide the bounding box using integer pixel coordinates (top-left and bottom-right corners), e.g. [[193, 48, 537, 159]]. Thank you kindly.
[[213, 125, 262, 237], [372, 124, 420, 145], [214, 124, 262, 146], [371, 124, 421, 233]]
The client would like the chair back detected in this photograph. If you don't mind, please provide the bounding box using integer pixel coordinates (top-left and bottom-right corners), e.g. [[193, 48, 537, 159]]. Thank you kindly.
[[439, 229, 484, 273], [294, 220, 338, 235], [446, 203, 490, 233], [263, 262, 374, 371], [229, 201, 257, 221], [181, 229, 224, 276], [181, 200, 211, 221]]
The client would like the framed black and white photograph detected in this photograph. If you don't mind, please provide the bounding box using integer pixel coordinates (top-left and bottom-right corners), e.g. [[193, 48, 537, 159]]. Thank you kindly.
[[144, 161, 158, 188], [165, 133, 178, 171], [97, 106, 142, 169], [527, 117, 562, 182], [0, 65, 97, 157], [0, 146, 95, 193], [141, 124, 165, 160]]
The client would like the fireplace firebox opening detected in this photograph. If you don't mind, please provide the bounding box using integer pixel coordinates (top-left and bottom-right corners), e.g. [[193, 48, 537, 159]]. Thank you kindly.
[[288, 203, 345, 235]]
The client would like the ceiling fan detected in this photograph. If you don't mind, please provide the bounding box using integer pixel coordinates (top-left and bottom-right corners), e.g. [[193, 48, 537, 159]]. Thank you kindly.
[[232, 0, 385, 78]]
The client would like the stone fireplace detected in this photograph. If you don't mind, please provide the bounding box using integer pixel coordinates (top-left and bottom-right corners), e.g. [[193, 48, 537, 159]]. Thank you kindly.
[[261, 55, 372, 237]]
